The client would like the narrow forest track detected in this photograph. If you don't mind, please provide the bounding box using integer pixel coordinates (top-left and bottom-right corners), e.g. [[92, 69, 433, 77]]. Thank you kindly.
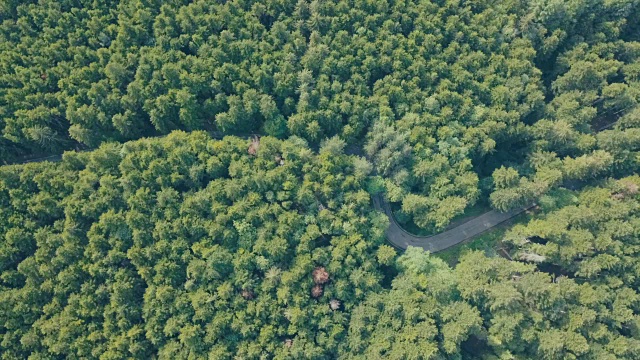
[[373, 195, 533, 252], [6, 131, 260, 166], [9, 122, 616, 252], [13, 145, 531, 254], [14, 154, 63, 164]]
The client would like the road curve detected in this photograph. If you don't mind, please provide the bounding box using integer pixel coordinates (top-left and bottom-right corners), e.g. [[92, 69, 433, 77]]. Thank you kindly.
[[16, 151, 529, 253], [373, 195, 532, 252]]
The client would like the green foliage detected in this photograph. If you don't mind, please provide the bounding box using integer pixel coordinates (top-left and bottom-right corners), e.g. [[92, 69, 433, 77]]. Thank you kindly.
[[493, 176, 640, 358], [2, 0, 640, 358], [2, 0, 542, 231], [349, 238, 640, 359], [2, 0, 637, 232], [345, 248, 481, 359], [506, 176, 640, 282], [454, 251, 640, 359], [0, 132, 388, 359]]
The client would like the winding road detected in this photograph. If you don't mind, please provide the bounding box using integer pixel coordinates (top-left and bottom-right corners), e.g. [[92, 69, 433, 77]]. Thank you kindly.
[[371, 120, 619, 251], [10, 146, 533, 253], [373, 195, 532, 252], [13, 149, 529, 253], [10, 125, 616, 253]]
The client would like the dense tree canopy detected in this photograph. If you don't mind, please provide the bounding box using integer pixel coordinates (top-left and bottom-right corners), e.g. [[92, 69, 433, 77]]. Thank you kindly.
[[487, 0, 640, 212], [346, 215, 640, 359], [2, 0, 640, 359], [3, 0, 634, 229], [495, 176, 640, 358], [0, 132, 389, 358], [345, 248, 481, 358]]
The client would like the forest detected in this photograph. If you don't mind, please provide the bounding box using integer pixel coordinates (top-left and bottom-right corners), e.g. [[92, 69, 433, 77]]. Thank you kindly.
[[1, 0, 640, 358]]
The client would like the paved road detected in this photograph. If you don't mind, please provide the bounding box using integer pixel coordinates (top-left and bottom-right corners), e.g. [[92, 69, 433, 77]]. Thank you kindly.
[[9, 125, 614, 252], [370, 120, 615, 252], [373, 195, 532, 252]]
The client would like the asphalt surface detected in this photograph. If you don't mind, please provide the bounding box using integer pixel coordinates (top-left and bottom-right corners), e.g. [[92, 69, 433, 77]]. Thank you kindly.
[[10, 125, 615, 253], [13, 150, 529, 254], [373, 195, 531, 252], [369, 120, 617, 252]]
